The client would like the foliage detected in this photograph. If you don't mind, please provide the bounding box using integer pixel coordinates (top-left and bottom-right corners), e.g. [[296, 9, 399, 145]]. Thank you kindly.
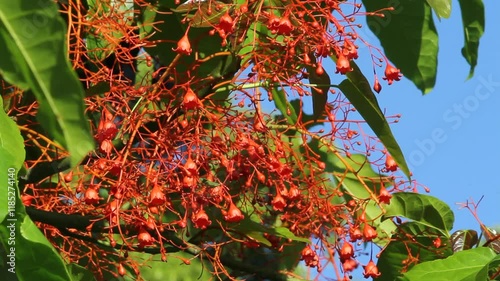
[[0, 0, 497, 280]]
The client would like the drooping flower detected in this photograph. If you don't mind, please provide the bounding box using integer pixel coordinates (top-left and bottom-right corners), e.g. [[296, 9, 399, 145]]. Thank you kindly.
[[192, 208, 211, 229], [224, 202, 244, 223], [336, 54, 352, 74], [363, 224, 378, 241], [385, 153, 398, 172], [172, 34, 192, 55], [363, 260, 381, 278], [383, 64, 402, 85]]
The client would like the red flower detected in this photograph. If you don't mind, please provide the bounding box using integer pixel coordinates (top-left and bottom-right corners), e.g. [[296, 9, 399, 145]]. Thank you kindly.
[[84, 186, 101, 205], [184, 156, 198, 176], [301, 245, 319, 268], [379, 185, 392, 204], [373, 76, 382, 93], [192, 208, 211, 229], [349, 226, 363, 242], [267, 14, 280, 33], [385, 153, 398, 172], [277, 16, 293, 35], [96, 120, 118, 143], [272, 190, 287, 211], [383, 64, 402, 85], [286, 185, 301, 200], [336, 54, 352, 74], [363, 260, 381, 278], [217, 12, 234, 34], [363, 224, 378, 241], [433, 236, 442, 248], [172, 34, 192, 55], [339, 241, 354, 261], [99, 139, 113, 155], [138, 228, 154, 247], [149, 185, 166, 206], [183, 88, 200, 110], [224, 202, 244, 223], [342, 39, 358, 60], [21, 195, 34, 207], [342, 258, 358, 272]]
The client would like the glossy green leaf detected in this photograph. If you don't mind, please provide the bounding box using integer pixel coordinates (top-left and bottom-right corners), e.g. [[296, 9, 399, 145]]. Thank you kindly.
[[307, 65, 330, 121], [450, 229, 478, 253], [170, 1, 229, 28], [85, 33, 113, 61], [0, 99, 72, 281], [67, 264, 96, 281], [0, 97, 25, 223], [338, 79, 411, 178], [487, 254, 500, 279], [274, 227, 310, 243], [0, 0, 94, 167], [363, 200, 397, 247], [271, 88, 298, 125], [322, 152, 395, 246], [427, 0, 451, 19], [402, 247, 497, 281], [482, 227, 500, 254], [85, 81, 111, 97], [234, 216, 309, 246], [382, 192, 454, 236], [136, 3, 157, 37], [130, 251, 215, 281], [237, 21, 268, 64], [189, 3, 229, 28], [377, 222, 452, 281], [332, 154, 384, 199], [345, 61, 379, 104], [135, 52, 154, 87], [458, 0, 485, 79], [143, 5, 234, 87], [362, 0, 438, 94], [140, 7, 184, 68]]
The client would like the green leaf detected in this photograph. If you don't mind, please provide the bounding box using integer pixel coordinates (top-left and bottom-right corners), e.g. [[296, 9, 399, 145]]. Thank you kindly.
[[85, 82, 111, 97], [458, 0, 485, 79], [307, 66, 330, 121], [377, 222, 453, 281], [1, 98, 72, 281], [338, 79, 411, 178], [271, 88, 298, 125], [67, 263, 96, 281], [487, 254, 500, 279], [402, 247, 497, 281], [382, 192, 454, 236], [135, 52, 154, 87], [274, 227, 310, 243], [130, 251, 215, 281], [450, 229, 478, 253], [345, 61, 379, 105], [0, 97, 25, 223], [362, 0, 438, 94], [427, 0, 451, 19], [0, 0, 94, 167], [327, 153, 396, 246], [363, 200, 397, 247], [332, 154, 384, 199], [136, 3, 157, 37], [233, 216, 309, 246], [188, 3, 229, 28]]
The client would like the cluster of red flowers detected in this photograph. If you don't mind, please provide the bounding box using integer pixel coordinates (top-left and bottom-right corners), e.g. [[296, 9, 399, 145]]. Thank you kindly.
[[13, 0, 409, 279]]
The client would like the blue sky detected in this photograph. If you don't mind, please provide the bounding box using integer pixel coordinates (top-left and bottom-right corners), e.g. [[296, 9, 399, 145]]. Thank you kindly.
[[313, 0, 499, 279], [358, 0, 500, 232]]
